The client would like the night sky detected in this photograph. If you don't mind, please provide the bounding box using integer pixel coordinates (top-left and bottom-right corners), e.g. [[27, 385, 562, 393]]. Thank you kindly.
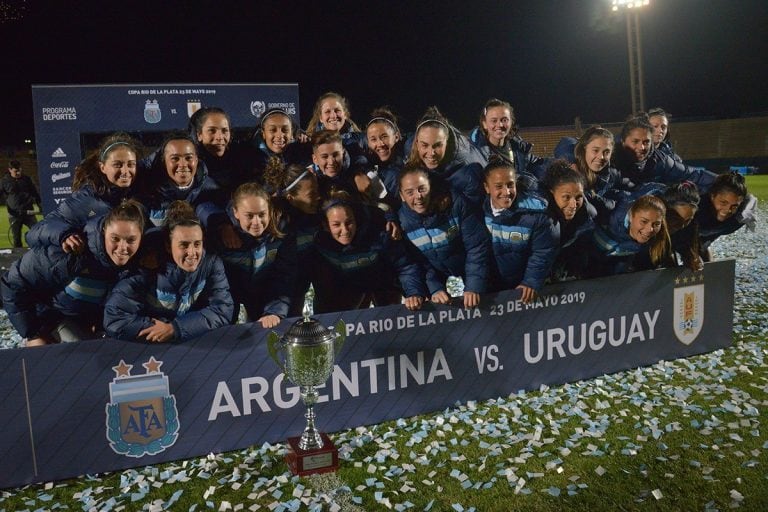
[[1, 0, 766, 146]]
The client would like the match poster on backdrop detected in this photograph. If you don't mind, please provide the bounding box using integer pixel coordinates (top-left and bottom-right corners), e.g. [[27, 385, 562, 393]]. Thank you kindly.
[[30, 83, 300, 213], [0, 261, 734, 488]]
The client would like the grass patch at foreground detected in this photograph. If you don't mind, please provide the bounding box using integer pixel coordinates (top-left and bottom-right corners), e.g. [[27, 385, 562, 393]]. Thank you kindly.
[[2, 326, 766, 511]]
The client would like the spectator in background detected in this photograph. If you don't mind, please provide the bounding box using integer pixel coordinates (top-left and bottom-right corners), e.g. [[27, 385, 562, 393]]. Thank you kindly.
[[0, 160, 41, 248]]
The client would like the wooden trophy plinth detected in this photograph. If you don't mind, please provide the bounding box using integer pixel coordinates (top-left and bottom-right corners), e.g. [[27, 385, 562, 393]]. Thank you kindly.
[[285, 433, 339, 476]]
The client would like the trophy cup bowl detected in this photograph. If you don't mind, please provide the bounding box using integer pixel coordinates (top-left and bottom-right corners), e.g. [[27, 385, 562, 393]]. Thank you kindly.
[[267, 311, 345, 476]]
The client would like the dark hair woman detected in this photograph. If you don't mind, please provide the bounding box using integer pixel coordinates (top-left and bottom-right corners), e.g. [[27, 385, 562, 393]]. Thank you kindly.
[[2, 200, 146, 346]]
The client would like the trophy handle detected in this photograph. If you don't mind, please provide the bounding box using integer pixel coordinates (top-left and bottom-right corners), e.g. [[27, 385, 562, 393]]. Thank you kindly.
[[333, 319, 346, 356], [266, 331, 285, 372]]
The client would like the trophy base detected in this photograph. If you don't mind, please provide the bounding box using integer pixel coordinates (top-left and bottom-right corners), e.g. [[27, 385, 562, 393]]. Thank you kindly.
[[285, 433, 339, 476]]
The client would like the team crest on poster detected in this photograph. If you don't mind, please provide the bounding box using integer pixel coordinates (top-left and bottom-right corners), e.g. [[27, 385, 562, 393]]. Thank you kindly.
[[144, 99, 162, 124], [250, 100, 266, 117], [187, 100, 202, 118], [673, 273, 705, 345], [105, 357, 180, 457]]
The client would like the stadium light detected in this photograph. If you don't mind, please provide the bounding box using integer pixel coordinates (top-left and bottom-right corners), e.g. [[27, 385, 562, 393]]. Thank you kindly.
[[612, 0, 650, 113]]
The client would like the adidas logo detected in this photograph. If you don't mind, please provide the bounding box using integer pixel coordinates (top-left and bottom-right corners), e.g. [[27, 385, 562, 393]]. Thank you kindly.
[[52, 147, 67, 158]]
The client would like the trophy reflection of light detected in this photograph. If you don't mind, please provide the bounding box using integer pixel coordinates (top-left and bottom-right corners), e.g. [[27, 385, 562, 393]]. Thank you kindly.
[[268, 307, 345, 475]]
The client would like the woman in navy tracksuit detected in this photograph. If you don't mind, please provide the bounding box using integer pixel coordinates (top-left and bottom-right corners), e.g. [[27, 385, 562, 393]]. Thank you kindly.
[[265, 161, 324, 317], [551, 126, 626, 217], [1, 201, 145, 346], [468, 98, 545, 182], [305, 91, 366, 149], [648, 108, 684, 163], [309, 129, 367, 200], [137, 132, 221, 228], [586, 191, 673, 278], [190, 107, 260, 195], [482, 159, 559, 303], [397, 167, 491, 309], [694, 171, 757, 261], [26, 132, 143, 252], [612, 113, 718, 193], [405, 107, 487, 206], [540, 160, 595, 282], [104, 201, 233, 343], [203, 182, 297, 328], [314, 192, 427, 313], [657, 181, 703, 271], [362, 107, 407, 207], [252, 108, 302, 173]]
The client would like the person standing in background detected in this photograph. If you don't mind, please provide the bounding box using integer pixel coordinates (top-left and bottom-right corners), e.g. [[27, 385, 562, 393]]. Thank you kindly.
[[0, 160, 41, 248]]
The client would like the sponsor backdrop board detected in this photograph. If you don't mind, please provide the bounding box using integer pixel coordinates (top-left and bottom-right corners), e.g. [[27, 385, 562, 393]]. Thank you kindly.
[[31, 83, 299, 213], [0, 261, 733, 488]]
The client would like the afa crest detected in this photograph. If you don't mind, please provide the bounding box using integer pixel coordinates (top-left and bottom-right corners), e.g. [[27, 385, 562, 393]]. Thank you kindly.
[[673, 272, 705, 345], [105, 357, 180, 457], [144, 99, 162, 124]]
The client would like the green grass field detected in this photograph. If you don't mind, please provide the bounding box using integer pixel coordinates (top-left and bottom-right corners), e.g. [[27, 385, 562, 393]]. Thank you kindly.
[[746, 174, 768, 202]]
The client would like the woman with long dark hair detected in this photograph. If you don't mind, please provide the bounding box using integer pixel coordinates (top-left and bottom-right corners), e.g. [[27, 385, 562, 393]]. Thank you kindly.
[[27, 132, 143, 252], [2, 200, 145, 346], [104, 200, 233, 343]]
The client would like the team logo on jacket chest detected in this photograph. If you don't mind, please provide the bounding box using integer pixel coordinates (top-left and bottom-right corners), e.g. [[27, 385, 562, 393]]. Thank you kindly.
[[485, 218, 531, 244], [673, 272, 705, 345], [144, 100, 162, 124], [105, 357, 180, 457]]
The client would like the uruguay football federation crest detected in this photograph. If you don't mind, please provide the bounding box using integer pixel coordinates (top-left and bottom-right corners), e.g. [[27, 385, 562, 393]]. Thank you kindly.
[[673, 273, 705, 345], [105, 357, 180, 457], [250, 100, 266, 117], [187, 100, 201, 118], [144, 99, 161, 124]]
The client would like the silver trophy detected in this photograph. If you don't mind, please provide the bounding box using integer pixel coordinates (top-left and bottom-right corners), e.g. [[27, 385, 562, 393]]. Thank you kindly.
[[267, 309, 345, 474]]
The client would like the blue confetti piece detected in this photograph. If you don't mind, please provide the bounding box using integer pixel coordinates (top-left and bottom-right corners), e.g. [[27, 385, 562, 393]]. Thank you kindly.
[[424, 499, 434, 511], [451, 504, 464, 512], [547, 487, 561, 497]]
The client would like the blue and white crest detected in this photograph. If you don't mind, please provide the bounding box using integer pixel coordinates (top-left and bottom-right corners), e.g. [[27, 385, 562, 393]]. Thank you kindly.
[[105, 357, 180, 457], [250, 100, 266, 117], [673, 272, 705, 346], [144, 100, 162, 124]]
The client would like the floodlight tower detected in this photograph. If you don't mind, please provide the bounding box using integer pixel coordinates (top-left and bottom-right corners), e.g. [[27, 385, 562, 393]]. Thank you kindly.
[[612, 0, 650, 114]]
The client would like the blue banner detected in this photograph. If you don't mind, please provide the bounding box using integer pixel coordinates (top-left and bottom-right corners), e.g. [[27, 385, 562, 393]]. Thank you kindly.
[[31, 83, 300, 213], [0, 261, 734, 488]]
